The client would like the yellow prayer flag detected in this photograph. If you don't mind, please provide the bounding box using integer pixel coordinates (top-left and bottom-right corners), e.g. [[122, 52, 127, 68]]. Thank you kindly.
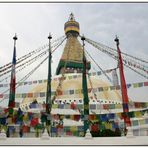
[[52, 104, 57, 108], [70, 115, 74, 120], [104, 122, 110, 129], [75, 89, 81, 94], [134, 111, 142, 118], [139, 119, 145, 125], [115, 104, 122, 109], [133, 83, 138, 88], [109, 123, 112, 130], [70, 126, 77, 132], [23, 114, 28, 121], [103, 87, 109, 91]]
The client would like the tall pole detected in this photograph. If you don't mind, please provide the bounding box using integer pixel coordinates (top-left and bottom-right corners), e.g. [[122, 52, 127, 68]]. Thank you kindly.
[[8, 34, 17, 114], [81, 35, 89, 135], [46, 33, 52, 135], [114, 36, 131, 134]]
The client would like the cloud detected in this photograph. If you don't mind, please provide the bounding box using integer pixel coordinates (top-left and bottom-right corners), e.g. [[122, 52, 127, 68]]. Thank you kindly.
[[0, 3, 148, 105]]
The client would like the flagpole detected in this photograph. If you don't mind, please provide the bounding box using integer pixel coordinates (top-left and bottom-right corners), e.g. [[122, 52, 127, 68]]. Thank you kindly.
[[8, 34, 17, 111], [114, 36, 131, 135], [81, 35, 90, 136], [13, 33, 17, 47], [46, 33, 52, 136]]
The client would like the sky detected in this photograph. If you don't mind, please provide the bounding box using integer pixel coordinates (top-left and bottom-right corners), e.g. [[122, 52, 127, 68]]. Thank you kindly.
[[0, 3, 148, 105]]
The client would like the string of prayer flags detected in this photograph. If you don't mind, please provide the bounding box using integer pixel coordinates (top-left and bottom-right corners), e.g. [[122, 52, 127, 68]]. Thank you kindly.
[[0, 68, 148, 95], [0, 81, 148, 100], [0, 107, 148, 129]]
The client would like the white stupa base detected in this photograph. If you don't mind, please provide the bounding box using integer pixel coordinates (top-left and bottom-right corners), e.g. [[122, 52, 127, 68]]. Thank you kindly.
[[126, 127, 135, 138], [41, 129, 50, 140], [0, 129, 6, 140], [85, 129, 93, 139]]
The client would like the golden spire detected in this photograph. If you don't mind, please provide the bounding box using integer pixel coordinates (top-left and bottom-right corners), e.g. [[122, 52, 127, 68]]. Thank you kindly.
[[69, 13, 75, 21], [64, 13, 80, 37], [56, 13, 90, 75]]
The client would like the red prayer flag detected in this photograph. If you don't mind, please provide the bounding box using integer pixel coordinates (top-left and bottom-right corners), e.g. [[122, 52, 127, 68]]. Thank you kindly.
[[91, 124, 99, 132], [22, 125, 30, 133], [144, 82, 148, 86], [30, 118, 39, 127], [0, 94, 3, 98]]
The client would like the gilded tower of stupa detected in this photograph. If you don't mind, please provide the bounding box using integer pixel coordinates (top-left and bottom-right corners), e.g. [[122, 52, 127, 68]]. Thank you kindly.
[[56, 13, 91, 74]]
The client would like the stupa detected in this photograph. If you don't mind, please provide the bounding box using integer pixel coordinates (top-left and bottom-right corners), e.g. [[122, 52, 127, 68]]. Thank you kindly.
[[20, 13, 122, 111]]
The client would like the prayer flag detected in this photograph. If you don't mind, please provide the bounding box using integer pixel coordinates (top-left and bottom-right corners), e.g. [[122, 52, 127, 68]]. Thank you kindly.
[[126, 84, 131, 88], [70, 126, 77, 132], [116, 85, 120, 90], [138, 82, 143, 87], [100, 114, 108, 122], [75, 89, 81, 94], [90, 104, 96, 110], [69, 90, 74, 95], [98, 87, 103, 92], [33, 80, 37, 84], [30, 118, 39, 127], [40, 92, 45, 97], [91, 124, 99, 132], [134, 102, 141, 108], [0, 94, 3, 98], [28, 81, 32, 85], [103, 104, 109, 109], [139, 119, 145, 125], [133, 83, 139, 88], [132, 120, 139, 126], [97, 71, 101, 75], [108, 113, 115, 119], [109, 104, 115, 109], [110, 86, 116, 90], [27, 93, 33, 98], [38, 80, 43, 83], [22, 93, 27, 98], [144, 81, 148, 86], [103, 87, 109, 91], [145, 118, 148, 124]]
